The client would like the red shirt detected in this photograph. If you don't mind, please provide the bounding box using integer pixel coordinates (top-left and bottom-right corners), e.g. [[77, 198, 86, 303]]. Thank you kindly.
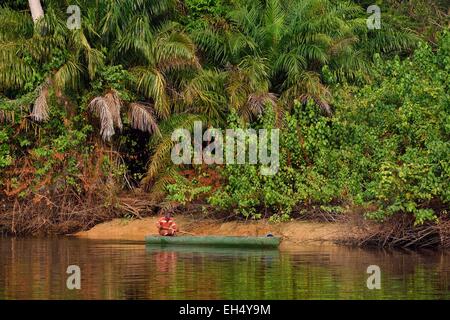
[[158, 217, 177, 231]]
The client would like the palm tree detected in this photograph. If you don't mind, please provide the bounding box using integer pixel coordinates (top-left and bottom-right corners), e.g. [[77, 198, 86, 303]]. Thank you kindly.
[[0, 0, 205, 190], [191, 0, 418, 115], [1, 0, 197, 128], [0, 0, 419, 192]]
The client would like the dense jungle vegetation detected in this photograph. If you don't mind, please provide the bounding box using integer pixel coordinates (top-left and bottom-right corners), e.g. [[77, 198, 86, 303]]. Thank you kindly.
[[0, 0, 449, 244]]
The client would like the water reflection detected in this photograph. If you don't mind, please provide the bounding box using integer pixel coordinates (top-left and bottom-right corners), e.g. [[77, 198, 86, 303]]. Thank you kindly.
[[0, 238, 449, 299]]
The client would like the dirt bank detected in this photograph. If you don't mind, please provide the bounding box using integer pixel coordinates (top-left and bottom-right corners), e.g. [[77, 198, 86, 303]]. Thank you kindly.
[[74, 216, 359, 250]]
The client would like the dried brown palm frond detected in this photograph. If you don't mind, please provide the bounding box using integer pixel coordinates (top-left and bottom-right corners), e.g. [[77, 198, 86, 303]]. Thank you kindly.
[[248, 92, 277, 113], [240, 92, 277, 121], [30, 84, 49, 122], [89, 97, 115, 141], [128, 103, 160, 135], [104, 90, 123, 131], [301, 71, 333, 115]]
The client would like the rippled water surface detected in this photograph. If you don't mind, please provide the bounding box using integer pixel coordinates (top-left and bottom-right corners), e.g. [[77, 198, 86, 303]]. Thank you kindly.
[[0, 238, 449, 299]]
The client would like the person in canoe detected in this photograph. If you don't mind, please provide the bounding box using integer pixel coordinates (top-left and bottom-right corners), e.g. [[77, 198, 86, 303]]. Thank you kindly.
[[157, 212, 179, 236]]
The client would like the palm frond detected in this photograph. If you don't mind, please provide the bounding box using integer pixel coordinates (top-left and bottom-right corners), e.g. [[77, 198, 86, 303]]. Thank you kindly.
[[53, 56, 83, 90], [30, 82, 49, 122], [128, 103, 160, 135], [155, 25, 198, 67], [0, 7, 33, 41], [281, 70, 332, 115], [89, 97, 115, 142], [70, 29, 105, 79], [242, 92, 277, 121], [142, 114, 205, 188], [113, 14, 154, 63], [104, 90, 123, 131], [131, 67, 170, 119]]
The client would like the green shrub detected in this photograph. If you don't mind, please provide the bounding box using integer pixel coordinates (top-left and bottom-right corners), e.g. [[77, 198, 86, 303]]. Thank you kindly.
[[209, 32, 450, 224]]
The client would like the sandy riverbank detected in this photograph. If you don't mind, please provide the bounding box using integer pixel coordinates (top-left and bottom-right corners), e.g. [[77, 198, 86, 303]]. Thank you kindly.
[[74, 216, 359, 250]]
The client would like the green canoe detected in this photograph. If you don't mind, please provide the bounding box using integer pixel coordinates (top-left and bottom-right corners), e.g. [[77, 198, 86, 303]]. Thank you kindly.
[[145, 235, 281, 248]]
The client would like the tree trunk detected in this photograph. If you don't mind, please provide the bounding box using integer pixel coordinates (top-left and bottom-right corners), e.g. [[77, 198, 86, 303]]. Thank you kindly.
[[28, 0, 44, 23]]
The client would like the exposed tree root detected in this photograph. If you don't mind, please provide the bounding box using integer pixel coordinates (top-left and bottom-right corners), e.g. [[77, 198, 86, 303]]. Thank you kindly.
[[0, 188, 159, 236], [341, 213, 450, 248], [1, 189, 449, 250]]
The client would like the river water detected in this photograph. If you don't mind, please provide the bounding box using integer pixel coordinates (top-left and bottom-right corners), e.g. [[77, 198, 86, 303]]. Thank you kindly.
[[0, 238, 449, 299]]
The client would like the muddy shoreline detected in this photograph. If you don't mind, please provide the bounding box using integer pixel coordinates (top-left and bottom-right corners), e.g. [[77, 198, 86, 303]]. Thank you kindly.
[[74, 216, 361, 250], [2, 193, 448, 249]]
